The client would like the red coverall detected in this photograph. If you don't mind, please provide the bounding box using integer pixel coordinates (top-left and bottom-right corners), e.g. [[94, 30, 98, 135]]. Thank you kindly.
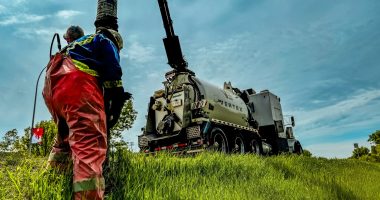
[[43, 33, 123, 200]]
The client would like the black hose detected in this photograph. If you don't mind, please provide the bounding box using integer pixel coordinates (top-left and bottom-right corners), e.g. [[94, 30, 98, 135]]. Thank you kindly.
[[30, 33, 60, 153], [49, 33, 62, 58]]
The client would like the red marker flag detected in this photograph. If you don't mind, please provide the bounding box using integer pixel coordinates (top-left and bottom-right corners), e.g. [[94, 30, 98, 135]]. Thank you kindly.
[[32, 127, 44, 144]]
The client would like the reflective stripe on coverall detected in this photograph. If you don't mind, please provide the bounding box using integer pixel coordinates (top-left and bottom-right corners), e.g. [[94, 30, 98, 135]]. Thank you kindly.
[[43, 53, 107, 200]]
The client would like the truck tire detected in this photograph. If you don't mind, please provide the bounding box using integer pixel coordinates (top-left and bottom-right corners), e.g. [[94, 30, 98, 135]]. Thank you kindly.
[[250, 138, 261, 155], [210, 128, 229, 153], [294, 141, 303, 155], [232, 134, 246, 154]]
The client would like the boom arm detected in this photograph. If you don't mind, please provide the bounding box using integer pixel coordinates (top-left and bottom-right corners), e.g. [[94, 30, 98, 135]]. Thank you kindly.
[[158, 0, 188, 72]]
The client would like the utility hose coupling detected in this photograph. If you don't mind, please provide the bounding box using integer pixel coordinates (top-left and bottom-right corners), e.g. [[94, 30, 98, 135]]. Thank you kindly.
[[157, 113, 179, 135], [95, 0, 118, 31]]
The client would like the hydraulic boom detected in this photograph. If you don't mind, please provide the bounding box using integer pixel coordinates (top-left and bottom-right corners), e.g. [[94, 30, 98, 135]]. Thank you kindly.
[[158, 0, 188, 72]]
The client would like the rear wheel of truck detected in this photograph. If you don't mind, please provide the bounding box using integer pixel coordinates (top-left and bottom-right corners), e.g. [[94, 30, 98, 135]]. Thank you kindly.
[[232, 134, 246, 154], [210, 128, 229, 153], [250, 138, 261, 155]]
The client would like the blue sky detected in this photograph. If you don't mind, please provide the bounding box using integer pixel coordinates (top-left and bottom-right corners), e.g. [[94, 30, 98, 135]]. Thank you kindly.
[[0, 0, 379, 158]]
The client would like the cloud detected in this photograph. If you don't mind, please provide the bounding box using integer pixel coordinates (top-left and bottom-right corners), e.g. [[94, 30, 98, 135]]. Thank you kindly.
[[0, 4, 5, 14], [56, 10, 83, 19], [292, 88, 380, 146], [122, 41, 156, 63], [14, 27, 65, 40], [12, 0, 26, 6], [295, 89, 380, 127], [0, 0, 26, 7], [0, 14, 47, 26], [188, 33, 257, 85]]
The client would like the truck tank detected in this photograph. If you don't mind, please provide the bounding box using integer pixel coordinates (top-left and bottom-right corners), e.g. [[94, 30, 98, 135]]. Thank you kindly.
[[147, 74, 251, 134], [192, 77, 250, 127]]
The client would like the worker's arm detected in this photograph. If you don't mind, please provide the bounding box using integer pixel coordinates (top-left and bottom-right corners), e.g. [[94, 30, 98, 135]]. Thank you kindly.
[[95, 34, 126, 128], [95, 33, 123, 87]]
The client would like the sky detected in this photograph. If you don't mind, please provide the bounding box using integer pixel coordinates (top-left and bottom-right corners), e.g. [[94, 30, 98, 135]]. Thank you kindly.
[[0, 0, 379, 158]]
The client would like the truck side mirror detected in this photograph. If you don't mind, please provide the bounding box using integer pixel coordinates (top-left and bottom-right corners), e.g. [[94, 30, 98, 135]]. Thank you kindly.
[[291, 116, 295, 127]]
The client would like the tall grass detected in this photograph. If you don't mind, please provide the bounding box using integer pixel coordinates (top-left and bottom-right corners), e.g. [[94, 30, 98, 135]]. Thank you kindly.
[[1, 151, 379, 200], [0, 152, 72, 199]]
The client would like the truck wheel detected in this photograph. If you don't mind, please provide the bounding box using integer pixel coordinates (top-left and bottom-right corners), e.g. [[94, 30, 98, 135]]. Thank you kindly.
[[232, 135, 246, 154], [250, 139, 261, 155], [294, 141, 303, 155], [210, 128, 229, 153]]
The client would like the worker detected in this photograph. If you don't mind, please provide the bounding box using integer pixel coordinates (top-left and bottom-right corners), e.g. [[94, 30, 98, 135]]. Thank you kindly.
[[43, 25, 125, 200], [63, 25, 84, 43]]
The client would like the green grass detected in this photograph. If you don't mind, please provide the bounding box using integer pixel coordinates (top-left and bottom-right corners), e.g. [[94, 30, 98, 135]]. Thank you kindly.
[[1, 151, 379, 200]]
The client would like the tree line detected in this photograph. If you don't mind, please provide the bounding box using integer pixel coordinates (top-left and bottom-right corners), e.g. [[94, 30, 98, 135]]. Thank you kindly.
[[351, 130, 380, 162], [0, 100, 137, 156]]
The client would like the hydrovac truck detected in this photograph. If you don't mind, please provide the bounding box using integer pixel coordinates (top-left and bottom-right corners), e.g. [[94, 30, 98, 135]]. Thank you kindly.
[[138, 0, 303, 155]]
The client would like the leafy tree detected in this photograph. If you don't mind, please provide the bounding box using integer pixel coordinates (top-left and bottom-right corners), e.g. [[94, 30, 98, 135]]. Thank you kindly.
[[351, 130, 380, 162], [367, 130, 380, 162], [302, 149, 312, 157], [15, 120, 57, 156], [14, 127, 30, 152], [371, 145, 380, 155], [368, 130, 380, 145], [0, 129, 19, 152], [32, 120, 58, 156], [351, 146, 370, 159]]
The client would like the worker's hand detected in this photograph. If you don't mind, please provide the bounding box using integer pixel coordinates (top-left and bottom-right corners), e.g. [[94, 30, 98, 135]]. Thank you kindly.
[[104, 87, 126, 129]]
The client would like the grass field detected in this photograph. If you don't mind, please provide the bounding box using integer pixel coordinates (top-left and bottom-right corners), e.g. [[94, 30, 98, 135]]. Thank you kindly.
[[1, 151, 379, 200]]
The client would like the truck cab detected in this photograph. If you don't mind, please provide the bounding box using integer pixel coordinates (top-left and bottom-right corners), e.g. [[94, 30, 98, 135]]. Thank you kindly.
[[244, 89, 303, 154]]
